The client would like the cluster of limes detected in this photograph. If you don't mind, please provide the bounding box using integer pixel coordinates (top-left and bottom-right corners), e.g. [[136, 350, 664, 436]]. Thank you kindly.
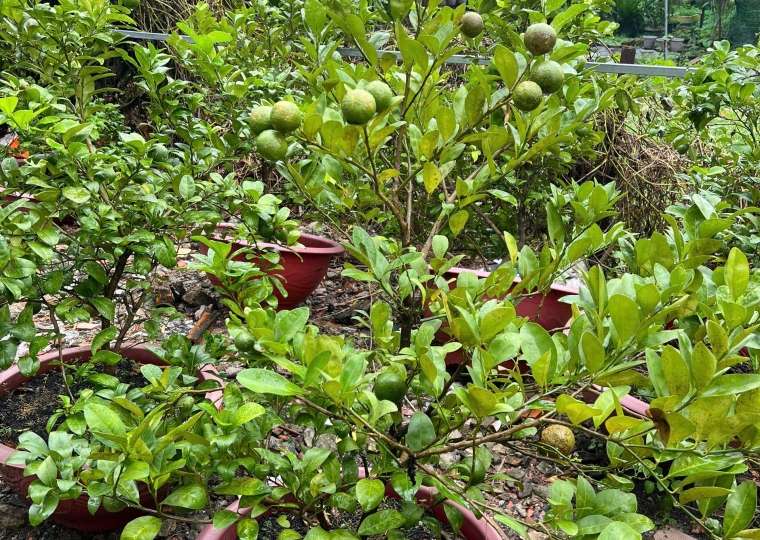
[[340, 80, 395, 125], [510, 23, 566, 112], [249, 101, 303, 162]]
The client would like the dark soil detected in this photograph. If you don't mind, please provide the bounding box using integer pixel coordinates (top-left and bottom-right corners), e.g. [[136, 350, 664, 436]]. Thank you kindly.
[[0, 359, 146, 447]]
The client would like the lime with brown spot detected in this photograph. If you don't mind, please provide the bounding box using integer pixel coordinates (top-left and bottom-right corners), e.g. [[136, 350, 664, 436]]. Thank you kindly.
[[256, 130, 288, 162], [540, 425, 575, 456], [531, 60, 565, 94], [524, 23, 557, 56], [461, 12, 484, 38], [249, 106, 273, 135], [365, 81, 394, 112], [270, 101, 302, 134], [512, 81, 543, 112], [341, 89, 377, 125]]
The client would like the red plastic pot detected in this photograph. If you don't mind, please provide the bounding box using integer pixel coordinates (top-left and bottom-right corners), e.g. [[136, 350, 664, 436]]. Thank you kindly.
[[0, 345, 221, 532], [432, 267, 578, 367], [196, 480, 501, 540], [200, 225, 344, 311]]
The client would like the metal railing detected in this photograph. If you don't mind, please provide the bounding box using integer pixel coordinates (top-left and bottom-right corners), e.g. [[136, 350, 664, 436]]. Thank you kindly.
[[117, 29, 694, 78]]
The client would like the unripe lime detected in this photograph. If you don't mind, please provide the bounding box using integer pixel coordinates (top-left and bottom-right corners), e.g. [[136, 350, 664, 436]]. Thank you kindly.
[[122, 0, 140, 9], [540, 425, 575, 456], [234, 331, 257, 354], [249, 106, 273, 135], [365, 81, 394, 112], [512, 81, 543, 112], [374, 371, 406, 404], [460, 12, 484, 38], [341, 89, 377, 125], [531, 60, 565, 94], [256, 130, 288, 162], [576, 126, 590, 136], [270, 101, 302, 134], [18, 80, 29, 89], [524, 23, 557, 56], [676, 143, 690, 154]]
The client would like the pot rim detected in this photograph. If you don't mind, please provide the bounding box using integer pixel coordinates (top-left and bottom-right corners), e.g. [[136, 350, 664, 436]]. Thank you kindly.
[[211, 223, 345, 256], [0, 344, 221, 468]]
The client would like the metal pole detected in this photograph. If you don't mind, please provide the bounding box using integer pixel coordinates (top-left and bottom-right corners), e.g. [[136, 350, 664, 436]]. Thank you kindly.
[[664, 0, 669, 60]]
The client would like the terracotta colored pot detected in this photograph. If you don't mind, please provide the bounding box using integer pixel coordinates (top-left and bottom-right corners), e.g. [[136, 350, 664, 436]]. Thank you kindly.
[[0, 345, 220, 532], [431, 267, 578, 367], [200, 225, 344, 311], [196, 480, 501, 540]]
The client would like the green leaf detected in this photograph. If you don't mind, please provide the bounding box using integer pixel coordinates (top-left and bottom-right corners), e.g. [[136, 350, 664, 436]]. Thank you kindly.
[[661, 345, 691, 397], [443, 505, 463, 535], [556, 394, 602, 425], [237, 368, 303, 396], [701, 374, 760, 397], [580, 331, 605, 373], [724, 481, 757, 537], [598, 521, 641, 540], [62, 186, 91, 204], [231, 402, 266, 426], [679, 487, 733, 504], [691, 342, 716, 391], [237, 517, 259, 540], [423, 162, 441, 194], [726, 247, 749, 300], [357, 509, 406, 536], [356, 478, 384, 512], [494, 515, 529, 538], [162, 483, 207, 510], [550, 3, 588, 31], [121, 516, 162, 540], [609, 295, 639, 345], [449, 210, 468, 236], [406, 411, 436, 452], [84, 403, 126, 448], [91, 327, 118, 353]]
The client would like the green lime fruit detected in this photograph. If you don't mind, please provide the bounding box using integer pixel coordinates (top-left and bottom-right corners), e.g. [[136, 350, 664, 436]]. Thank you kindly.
[[234, 331, 257, 354], [18, 80, 29, 89], [256, 130, 288, 162], [249, 106, 273, 135], [460, 12, 484, 38], [524, 23, 557, 56], [341, 89, 377, 125], [148, 143, 169, 162], [540, 425, 575, 456], [374, 371, 406, 404], [676, 143, 690, 154], [259, 220, 275, 240], [576, 126, 590, 136], [122, 0, 140, 9], [365, 81, 394, 112], [461, 457, 486, 485], [512, 81, 543, 112], [531, 60, 565, 94], [270, 101, 302, 134]]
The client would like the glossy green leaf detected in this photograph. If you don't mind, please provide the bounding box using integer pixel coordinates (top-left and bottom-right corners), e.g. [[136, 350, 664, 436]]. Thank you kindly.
[[121, 516, 162, 540], [406, 411, 436, 451], [724, 481, 757, 537], [237, 368, 303, 396]]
